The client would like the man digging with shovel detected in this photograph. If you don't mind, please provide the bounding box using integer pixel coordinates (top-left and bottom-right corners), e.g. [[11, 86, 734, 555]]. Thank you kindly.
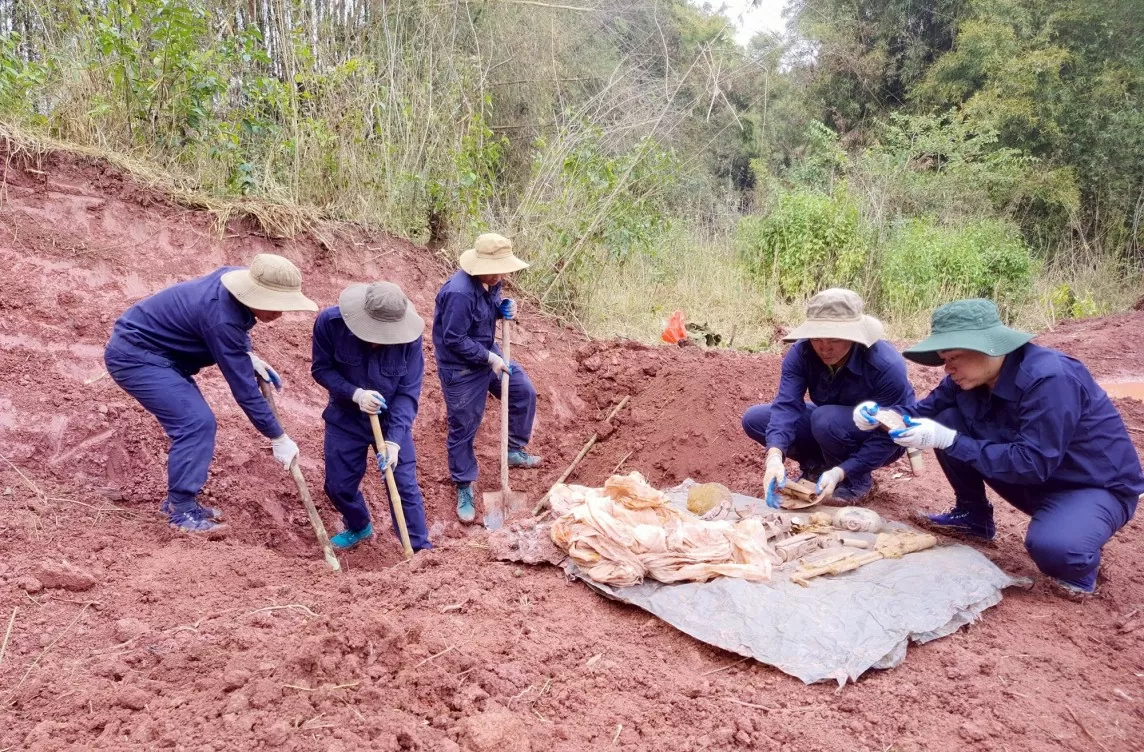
[[103, 254, 318, 533], [311, 282, 432, 553], [433, 233, 541, 525]]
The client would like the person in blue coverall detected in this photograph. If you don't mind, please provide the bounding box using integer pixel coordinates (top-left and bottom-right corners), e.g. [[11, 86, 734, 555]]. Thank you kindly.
[[741, 288, 916, 504], [104, 253, 319, 533], [311, 281, 432, 552], [861, 299, 1143, 597], [433, 233, 541, 524]]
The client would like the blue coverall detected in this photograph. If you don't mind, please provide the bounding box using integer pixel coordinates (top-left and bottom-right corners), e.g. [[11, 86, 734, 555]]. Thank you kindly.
[[103, 268, 282, 514], [432, 269, 537, 485], [742, 340, 916, 489], [310, 307, 431, 551], [904, 343, 1143, 590]]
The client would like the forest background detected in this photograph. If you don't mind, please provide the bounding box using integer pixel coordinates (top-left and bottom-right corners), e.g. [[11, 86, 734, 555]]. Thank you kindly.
[[2, 0, 1142, 347]]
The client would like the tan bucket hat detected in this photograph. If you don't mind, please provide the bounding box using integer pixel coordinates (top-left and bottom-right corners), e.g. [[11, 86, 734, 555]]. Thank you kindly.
[[458, 233, 529, 276], [782, 288, 885, 347], [339, 282, 425, 345], [221, 253, 318, 312]]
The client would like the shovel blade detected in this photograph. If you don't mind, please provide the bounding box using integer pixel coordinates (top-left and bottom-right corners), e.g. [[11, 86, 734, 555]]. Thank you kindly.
[[482, 490, 529, 530]]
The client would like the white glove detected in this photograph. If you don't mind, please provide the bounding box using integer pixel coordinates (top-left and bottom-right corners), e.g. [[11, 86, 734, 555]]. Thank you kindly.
[[853, 401, 880, 431], [890, 416, 957, 451], [377, 441, 400, 471], [487, 351, 508, 378], [271, 434, 299, 469], [763, 448, 786, 508], [352, 388, 387, 415], [249, 353, 282, 391], [816, 467, 846, 498]]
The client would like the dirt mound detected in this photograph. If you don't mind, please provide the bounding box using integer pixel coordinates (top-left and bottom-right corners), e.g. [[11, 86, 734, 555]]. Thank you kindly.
[[3, 144, 1144, 751]]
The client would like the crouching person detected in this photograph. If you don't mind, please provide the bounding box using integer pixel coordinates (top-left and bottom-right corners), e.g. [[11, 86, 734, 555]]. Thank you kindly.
[[311, 282, 432, 552], [883, 299, 1142, 597], [742, 289, 916, 504], [104, 254, 317, 533], [433, 233, 542, 524]]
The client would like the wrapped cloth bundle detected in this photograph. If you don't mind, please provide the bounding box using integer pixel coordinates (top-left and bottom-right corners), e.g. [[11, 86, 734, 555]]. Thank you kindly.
[[549, 472, 779, 587]]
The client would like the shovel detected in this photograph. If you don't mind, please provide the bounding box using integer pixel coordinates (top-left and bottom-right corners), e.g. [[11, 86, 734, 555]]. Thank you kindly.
[[368, 414, 415, 559], [258, 381, 341, 572], [483, 319, 528, 530]]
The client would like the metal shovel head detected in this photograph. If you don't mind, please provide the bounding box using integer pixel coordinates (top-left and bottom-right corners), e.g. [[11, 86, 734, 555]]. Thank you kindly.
[[482, 489, 529, 530]]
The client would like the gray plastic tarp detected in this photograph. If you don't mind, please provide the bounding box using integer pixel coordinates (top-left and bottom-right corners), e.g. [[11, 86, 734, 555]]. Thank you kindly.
[[559, 481, 1027, 684]]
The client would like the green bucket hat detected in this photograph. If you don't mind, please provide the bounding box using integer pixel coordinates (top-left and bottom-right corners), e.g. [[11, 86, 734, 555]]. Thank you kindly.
[[903, 299, 1034, 366]]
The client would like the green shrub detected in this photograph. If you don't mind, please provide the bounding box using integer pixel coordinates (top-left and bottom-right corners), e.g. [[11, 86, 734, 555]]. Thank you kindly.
[[879, 218, 1035, 317], [737, 189, 869, 299]]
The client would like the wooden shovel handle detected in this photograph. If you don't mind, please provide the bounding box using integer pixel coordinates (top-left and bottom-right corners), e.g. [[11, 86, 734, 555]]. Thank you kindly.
[[369, 414, 414, 559]]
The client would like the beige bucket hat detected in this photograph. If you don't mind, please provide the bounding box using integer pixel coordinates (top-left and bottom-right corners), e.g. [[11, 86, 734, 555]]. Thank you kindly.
[[782, 288, 885, 347], [221, 253, 318, 312], [459, 233, 529, 276], [339, 282, 425, 345]]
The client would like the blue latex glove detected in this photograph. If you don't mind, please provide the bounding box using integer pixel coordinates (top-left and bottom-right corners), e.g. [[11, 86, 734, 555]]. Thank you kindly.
[[352, 389, 387, 415], [250, 353, 282, 392], [499, 298, 517, 320], [763, 449, 785, 508], [376, 441, 399, 472], [816, 467, 845, 498], [853, 401, 880, 431], [890, 415, 957, 450]]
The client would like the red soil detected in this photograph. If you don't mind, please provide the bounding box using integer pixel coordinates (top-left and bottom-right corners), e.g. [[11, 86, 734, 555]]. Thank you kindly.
[[2, 145, 1143, 751]]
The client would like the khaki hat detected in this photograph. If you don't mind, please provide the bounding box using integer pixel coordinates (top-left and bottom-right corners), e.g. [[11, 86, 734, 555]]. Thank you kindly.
[[339, 282, 425, 345], [458, 233, 529, 276], [221, 253, 318, 312], [782, 288, 885, 347]]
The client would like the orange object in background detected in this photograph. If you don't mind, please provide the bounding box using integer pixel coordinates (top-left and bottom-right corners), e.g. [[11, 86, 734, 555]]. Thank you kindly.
[[661, 310, 687, 343]]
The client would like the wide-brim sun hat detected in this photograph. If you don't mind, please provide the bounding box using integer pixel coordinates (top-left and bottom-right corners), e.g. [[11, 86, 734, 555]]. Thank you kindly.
[[339, 282, 425, 345], [458, 233, 530, 276], [903, 298, 1034, 366], [782, 288, 885, 348], [221, 253, 318, 312]]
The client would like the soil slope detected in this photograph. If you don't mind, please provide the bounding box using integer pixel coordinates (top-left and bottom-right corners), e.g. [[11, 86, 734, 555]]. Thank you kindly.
[[2, 146, 1143, 751]]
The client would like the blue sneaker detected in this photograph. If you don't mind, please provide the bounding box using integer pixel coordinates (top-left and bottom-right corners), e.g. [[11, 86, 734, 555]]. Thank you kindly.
[[169, 506, 226, 533], [331, 523, 374, 550], [917, 502, 996, 540], [456, 484, 476, 524], [160, 499, 222, 520], [507, 448, 542, 468]]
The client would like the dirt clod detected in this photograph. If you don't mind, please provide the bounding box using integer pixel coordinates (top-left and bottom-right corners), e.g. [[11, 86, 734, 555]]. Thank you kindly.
[[456, 704, 531, 752], [35, 560, 97, 591]]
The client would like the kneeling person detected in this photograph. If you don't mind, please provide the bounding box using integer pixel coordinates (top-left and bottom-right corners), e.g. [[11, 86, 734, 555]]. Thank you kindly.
[[311, 282, 432, 552], [883, 299, 1142, 596], [742, 289, 915, 504]]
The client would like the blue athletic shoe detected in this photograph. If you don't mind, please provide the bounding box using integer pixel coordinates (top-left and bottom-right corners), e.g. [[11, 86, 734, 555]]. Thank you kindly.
[[507, 448, 542, 468], [169, 506, 226, 533], [456, 484, 476, 524], [160, 499, 222, 520], [917, 502, 996, 540], [331, 523, 374, 550]]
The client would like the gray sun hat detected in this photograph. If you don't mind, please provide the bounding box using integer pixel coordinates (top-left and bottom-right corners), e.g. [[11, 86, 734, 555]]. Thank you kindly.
[[782, 288, 885, 347], [339, 282, 425, 345], [903, 299, 1034, 366]]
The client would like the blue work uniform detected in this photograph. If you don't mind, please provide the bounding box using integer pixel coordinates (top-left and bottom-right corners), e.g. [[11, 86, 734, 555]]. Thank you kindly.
[[310, 307, 431, 551], [904, 343, 1142, 590], [103, 267, 282, 514], [432, 269, 536, 485], [742, 340, 916, 489]]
